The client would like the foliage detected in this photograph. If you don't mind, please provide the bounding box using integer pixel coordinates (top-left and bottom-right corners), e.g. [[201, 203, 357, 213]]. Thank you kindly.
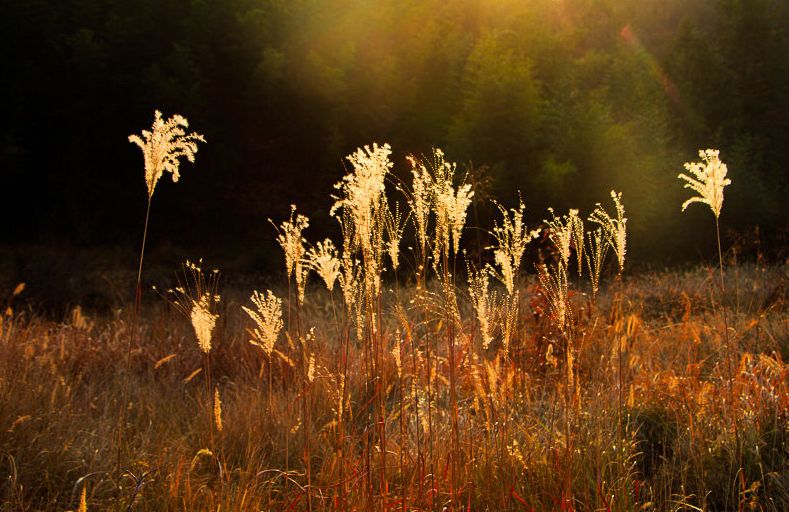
[[2, 0, 787, 263]]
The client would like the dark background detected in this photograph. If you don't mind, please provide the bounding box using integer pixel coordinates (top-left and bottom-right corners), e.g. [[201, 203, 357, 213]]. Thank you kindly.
[[2, 0, 787, 304]]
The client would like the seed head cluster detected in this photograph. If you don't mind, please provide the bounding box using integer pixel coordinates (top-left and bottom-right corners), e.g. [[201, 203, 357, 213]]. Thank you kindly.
[[191, 293, 218, 354], [128, 110, 205, 199], [678, 149, 731, 218], [306, 239, 341, 291], [589, 190, 627, 274], [489, 199, 538, 296], [272, 205, 309, 303], [243, 290, 284, 356]]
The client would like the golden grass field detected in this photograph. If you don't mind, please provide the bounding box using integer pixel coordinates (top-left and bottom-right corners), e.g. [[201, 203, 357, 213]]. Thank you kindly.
[[1, 260, 786, 511], [1, 125, 787, 511]]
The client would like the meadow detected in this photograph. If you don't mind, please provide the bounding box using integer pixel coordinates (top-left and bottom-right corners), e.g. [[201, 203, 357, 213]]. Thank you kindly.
[[0, 117, 787, 511]]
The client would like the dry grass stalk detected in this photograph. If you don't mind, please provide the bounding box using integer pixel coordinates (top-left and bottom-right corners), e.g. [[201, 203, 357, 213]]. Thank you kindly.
[[120, 110, 204, 497], [585, 228, 610, 298], [680, 148, 740, 503], [589, 190, 627, 274], [214, 387, 223, 433], [489, 198, 537, 296], [272, 205, 309, 304], [544, 208, 574, 267], [467, 262, 497, 350], [569, 209, 585, 276]]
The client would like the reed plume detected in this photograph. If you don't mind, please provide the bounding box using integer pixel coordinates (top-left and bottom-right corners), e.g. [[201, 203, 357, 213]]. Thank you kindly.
[[678, 149, 730, 218], [569, 209, 584, 276], [489, 198, 537, 296], [243, 290, 284, 357], [272, 205, 309, 304], [429, 148, 474, 263], [122, 111, 204, 491], [406, 155, 434, 269], [544, 208, 574, 267], [589, 191, 627, 274], [331, 143, 390, 256], [384, 202, 407, 272], [191, 293, 219, 354], [585, 228, 610, 298], [305, 239, 341, 291], [213, 387, 223, 433], [128, 110, 205, 200], [164, 259, 221, 353], [467, 262, 496, 350], [538, 261, 570, 333], [679, 148, 739, 497]]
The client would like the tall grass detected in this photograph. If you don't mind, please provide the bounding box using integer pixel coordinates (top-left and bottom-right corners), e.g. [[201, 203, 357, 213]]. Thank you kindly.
[[2, 140, 787, 512], [118, 111, 204, 505]]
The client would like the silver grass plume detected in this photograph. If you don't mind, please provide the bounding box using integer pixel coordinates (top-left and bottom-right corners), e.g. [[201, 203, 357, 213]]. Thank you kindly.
[[165, 259, 220, 354], [544, 208, 573, 267], [467, 262, 497, 350], [489, 198, 538, 296], [271, 205, 309, 303], [243, 290, 284, 356], [306, 239, 341, 291], [585, 228, 610, 298], [538, 261, 569, 333], [678, 149, 731, 218], [128, 110, 205, 199], [569, 209, 584, 276], [589, 190, 626, 274]]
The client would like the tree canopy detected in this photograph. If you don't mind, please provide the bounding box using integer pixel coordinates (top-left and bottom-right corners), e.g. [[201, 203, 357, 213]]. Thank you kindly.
[[2, 0, 786, 268]]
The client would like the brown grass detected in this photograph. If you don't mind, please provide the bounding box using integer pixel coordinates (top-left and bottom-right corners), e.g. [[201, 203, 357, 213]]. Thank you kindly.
[[0, 263, 786, 511]]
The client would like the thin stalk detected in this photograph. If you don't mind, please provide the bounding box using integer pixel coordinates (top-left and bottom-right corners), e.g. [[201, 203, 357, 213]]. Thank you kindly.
[[410, 324, 422, 508], [444, 250, 459, 508], [116, 196, 152, 509], [297, 298, 312, 512], [377, 286, 388, 512], [204, 352, 215, 452], [268, 355, 273, 424], [285, 277, 291, 494], [135, 198, 152, 314], [716, 217, 742, 506]]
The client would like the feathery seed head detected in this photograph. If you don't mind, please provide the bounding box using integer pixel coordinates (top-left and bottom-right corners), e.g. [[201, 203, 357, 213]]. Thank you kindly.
[[164, 259, 221, 354], [191, 293, 218, 354], [569, 209, 585, 276], [384, 202, 407, 271], [427, 148, 474, 261], [467, 262, 497, 350], [544, 208, 573, 266], [331, 143, 392, 254], [306, 238, 341, 291], [272, 205, 309, 279], [128, 110, 205, 199], [585, 228, 610, 298], [489, 197, 538, 296], [407, 155, 434, 257], [678, 148, 730, 218], [588, 191, 626, 274], [537, 261, 569, 333], [243, 290, 283, 356], [213, 387, 223, 433]]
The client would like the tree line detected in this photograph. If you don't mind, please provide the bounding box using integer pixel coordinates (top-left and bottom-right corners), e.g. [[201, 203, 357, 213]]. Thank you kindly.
[[2, 0, 786, 269]]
